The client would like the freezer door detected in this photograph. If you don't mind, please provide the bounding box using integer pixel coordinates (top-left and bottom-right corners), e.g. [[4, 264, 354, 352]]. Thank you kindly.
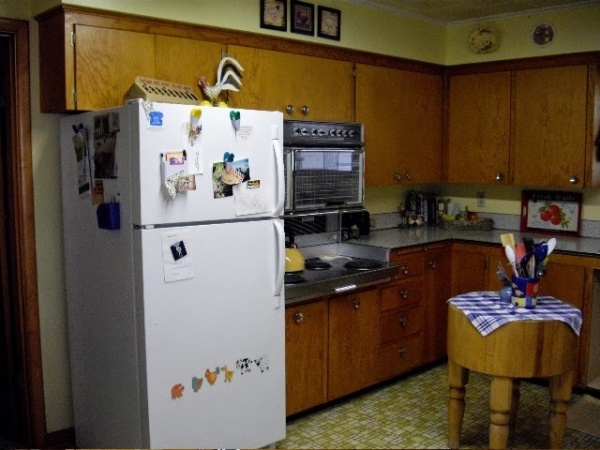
[[132, 102, 285, 225], [135, 219, 285, 448]]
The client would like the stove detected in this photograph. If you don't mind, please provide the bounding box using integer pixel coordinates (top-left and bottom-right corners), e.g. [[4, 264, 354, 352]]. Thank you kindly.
[[284, 251, 399, 303]]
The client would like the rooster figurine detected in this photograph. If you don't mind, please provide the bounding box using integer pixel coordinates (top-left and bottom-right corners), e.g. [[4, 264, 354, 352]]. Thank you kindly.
[[198, 56, 244, 105]]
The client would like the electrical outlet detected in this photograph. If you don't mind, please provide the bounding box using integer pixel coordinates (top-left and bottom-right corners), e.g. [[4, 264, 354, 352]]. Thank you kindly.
[[477, 191, 485, 207]]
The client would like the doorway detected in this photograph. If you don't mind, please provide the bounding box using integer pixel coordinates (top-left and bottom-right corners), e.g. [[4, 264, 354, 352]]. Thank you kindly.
[[0, 18, 46, 447]]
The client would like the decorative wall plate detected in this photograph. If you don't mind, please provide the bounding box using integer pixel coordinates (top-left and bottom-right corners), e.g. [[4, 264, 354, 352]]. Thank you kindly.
[[468, 26, 500, 54], [532, 22, 555, 47]]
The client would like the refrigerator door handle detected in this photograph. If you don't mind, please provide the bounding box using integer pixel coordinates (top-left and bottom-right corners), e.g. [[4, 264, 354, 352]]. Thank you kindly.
[[273, 220, 285, 304], [273, 139, 285, 216]]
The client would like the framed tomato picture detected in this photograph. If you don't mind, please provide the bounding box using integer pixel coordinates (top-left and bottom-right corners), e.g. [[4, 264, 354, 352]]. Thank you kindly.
[[520, 190, 582, 236], [317, 6, 341, 40], [291, 0, 315, 36]]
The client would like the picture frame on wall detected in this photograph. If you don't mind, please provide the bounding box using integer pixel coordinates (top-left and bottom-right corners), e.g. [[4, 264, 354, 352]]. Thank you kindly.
[[260, 0, 288, 32], [520, 190, 582, 236], [317, 6, 341, 40], [291, 0, 315, 36]]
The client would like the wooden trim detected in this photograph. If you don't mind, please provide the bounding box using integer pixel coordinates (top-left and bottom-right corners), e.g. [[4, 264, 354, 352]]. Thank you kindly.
[[35, 4, 443, 75], [444, 52, 600, 76], [0, 18, 46, 447]]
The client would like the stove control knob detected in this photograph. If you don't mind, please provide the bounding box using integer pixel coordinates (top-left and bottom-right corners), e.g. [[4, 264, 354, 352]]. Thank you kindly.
[[318, 129, 327, 137], [336, 129, 343, 137], [348, 130, 356, 138], [329, 129, 336, 137], [341, 130, 348, 137], [293, 127, 301, 135], [311, 128, 318, 136], [300, 128, 309, 136]]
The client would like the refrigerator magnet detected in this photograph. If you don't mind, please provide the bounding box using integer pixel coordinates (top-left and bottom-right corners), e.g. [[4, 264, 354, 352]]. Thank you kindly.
[[162, 231, 194, 282], [171, 383, 184, 399], [170, 240, 187, 261]]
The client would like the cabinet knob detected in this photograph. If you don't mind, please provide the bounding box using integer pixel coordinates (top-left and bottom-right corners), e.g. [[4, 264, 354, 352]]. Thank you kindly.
[[353, 299, 361, 309], [286, 104, 295, 114], [301, 105, 309, 115], [399, 317, 408, 327], [294, 312, 304, 324], [398, 348, 407, 358], [405, 172, 412, 181], [399, 289, 409, 299], [569, 174, 580, 185], [400, 266, 410, 276], [495, 172, 504, 181], [428, 260, 437, 269], [394, 173, 402, 182]]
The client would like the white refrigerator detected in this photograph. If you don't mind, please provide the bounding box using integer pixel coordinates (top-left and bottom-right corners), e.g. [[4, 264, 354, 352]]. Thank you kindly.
[[60, 101, 286, 448]]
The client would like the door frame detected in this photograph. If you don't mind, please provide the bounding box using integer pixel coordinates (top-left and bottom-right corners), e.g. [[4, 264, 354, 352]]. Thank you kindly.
[[0, 17, 46, 447]]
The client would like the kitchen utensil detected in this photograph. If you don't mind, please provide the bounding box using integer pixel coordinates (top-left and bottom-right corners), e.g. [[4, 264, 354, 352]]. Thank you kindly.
[[504, 245, 517, 274], [500, 233, 515, 251], [515, 242, 527, 276], [547, 237, 557, 256], [496, 261, 511, 286], [285, 243, 305, 272], [533, 241, 549, 277]]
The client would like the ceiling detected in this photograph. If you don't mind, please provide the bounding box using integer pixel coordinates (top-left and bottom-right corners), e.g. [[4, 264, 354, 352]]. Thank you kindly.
[[341, 0, 600, 23]]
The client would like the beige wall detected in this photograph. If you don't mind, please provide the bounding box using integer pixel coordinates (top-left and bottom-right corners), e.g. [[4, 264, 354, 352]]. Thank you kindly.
[[3, 0, 600, 434]]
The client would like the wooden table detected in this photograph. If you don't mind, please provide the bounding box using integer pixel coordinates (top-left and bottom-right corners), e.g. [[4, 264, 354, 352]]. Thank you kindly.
[[447, 296, 580, 449]]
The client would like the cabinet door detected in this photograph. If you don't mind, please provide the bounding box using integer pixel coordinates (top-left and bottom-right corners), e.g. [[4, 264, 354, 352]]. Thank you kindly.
[[328, 288, 379, 400], [423, 246, 452, 362], [448, 72, 511, 184], [74, 25, 155, 110], [155, 36, 227, 102], [285, 300, 328, 416], [227, 45, 354, 121], [356, 64, 443, 186], [451, 244, 488, 295], [514, 65, 588, 187]]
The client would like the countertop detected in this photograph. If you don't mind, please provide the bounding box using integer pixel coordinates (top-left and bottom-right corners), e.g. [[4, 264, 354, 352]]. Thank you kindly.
[[351, 226, 600, 259]]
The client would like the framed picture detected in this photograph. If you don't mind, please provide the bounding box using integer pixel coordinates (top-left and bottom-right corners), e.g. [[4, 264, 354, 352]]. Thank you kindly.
[[520, 190, 582, 236], [317, 6, 341, 40], [291, 0, 314, 36], [260, 0, 287, 32]]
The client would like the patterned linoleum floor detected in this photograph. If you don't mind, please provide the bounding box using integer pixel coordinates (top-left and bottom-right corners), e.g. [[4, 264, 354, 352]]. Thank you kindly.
[[279, 363, 600, 449]]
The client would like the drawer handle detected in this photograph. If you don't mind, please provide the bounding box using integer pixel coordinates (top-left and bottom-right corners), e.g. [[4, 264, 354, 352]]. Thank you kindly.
[[399, 317, 408, 327], [400, 266, 410, 276], [294, 312, 304, 324], [399, 289, 409, 299], [428, 260, 437, 269], [398, 348, 407, 358], [353, 299, 361, 310]]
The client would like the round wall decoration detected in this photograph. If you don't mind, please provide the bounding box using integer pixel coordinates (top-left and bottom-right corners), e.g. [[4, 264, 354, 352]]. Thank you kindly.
[[532, 22, 555, 47], [468, 26, 500, 54]]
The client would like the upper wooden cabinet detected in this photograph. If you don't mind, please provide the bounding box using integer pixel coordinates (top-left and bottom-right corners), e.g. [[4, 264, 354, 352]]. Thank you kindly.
[[513, 65, 589, 188], [447, 71, 511, 184], [356, 64, 443, 186], [446, 54, 600, 188], [226, 45, 354, 122], [72, 25, 156, 111]]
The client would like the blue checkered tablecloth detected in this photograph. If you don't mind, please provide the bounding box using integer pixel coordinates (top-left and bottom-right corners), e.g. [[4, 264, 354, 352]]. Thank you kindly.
[[448, 291, 582, 337]]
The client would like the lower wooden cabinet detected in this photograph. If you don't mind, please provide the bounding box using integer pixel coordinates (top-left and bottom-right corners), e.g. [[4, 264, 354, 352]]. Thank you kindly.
[[328, 288, 379, 400], [285, 300, 328, 416]]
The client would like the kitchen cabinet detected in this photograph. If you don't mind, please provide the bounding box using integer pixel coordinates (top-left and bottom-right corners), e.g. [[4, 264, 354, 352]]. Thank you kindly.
[[227, 45, 354, 122], [355, 64, 443, 186], [451, 242, 505, 295], [154, 36, 227, 103], [423, 244, 453, 363], [377, 250, 425, 381], [513, 65, 589, 188], [285, 300, 328, 416], [447, 71, 511, 184], [328, 287, 379, 400]]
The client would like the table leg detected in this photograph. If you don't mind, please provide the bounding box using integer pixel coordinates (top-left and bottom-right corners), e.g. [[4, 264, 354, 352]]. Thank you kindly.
[[448, 360, 469, 449], [548, 370, 573, 449], [489, 376, 513, 450], [509, 379, 521, 431]]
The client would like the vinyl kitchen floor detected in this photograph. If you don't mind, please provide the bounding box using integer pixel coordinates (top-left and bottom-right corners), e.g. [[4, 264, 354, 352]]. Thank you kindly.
[[278, 363, 600, 449]]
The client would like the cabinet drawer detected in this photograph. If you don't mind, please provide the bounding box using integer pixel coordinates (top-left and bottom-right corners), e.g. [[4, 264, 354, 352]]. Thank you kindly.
[[380, 307, 423, 344], [390, 252, 424, 280], [380, 278, 423, 311], [379, 335, 424, 380]]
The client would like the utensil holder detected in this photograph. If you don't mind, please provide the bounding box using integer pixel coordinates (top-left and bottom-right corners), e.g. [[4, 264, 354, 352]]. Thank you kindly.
[[511, 275, 539, 308]]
